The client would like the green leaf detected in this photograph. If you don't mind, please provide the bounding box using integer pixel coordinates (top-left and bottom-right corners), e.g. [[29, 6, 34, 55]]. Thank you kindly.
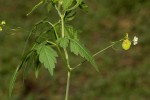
[[35, 63, 41, 78], [27, 0, 44, 16], [22, 51, 41, 80], [79, 2, 88, 12], [9, 50, 34, 97], [67, 0, 83, 11], [47, 2, 53, 12], [52, 0, 59, 4], [56, 37, 69, 48], [65, 25, 79, 40], [9, 66, 19, 97], [65, 10, 76, 21], [36, 44, 58, 75], [23, 55, 34, 80], [36, 28, 56, 44], [62, 0, 73, 10], [70, 38, 99, 71]]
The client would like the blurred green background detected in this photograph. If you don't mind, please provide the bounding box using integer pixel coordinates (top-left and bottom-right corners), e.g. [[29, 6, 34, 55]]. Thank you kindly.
[[0, 0, 150, 100]]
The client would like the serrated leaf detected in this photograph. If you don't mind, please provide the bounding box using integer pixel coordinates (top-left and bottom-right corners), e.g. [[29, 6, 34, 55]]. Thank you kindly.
[[70, 38, 99, 71], [36, 44, 58, 75], [9, 50, 33, 97], [9, 66, 19, 97], [62, 0, 73, 10], [23, 54, 34, 81], [57, 38, 69, 48], [65, 25, 79, 40], [23, 51, 38, 81]]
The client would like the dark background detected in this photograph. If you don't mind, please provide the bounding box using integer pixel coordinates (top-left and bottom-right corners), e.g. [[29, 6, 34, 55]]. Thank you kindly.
[[0, 0, 150, 100]]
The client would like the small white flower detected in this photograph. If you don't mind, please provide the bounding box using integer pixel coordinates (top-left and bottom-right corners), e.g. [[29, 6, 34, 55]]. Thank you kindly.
[[133, 36, 138, 45]]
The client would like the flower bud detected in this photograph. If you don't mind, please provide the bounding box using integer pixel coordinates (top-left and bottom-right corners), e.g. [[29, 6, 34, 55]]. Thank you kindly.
[[122, 39, 131, 50]]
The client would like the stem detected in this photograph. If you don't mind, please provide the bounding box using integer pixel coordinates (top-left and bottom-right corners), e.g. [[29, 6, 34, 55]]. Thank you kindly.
[[65, 71, 71, 100], [71, 39, 123, 70], [44, 21, 60, 39], [61, 16, 65, 37], [92, 43, 116, 57], [60, 13, 70, 71], [60, 12, 71, 100]]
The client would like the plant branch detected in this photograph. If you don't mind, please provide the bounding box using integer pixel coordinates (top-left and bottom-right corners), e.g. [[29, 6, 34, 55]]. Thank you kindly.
[[71, 39, 123, 70], [44, 21, 60, 39], [59, 10, 71, 100]]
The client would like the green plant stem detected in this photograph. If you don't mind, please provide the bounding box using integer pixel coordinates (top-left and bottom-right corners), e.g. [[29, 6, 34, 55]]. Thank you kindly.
[[60, 13, 71, 100], [65, 71, 71, 100], [71, 39, 123, 70], [61, 16, 65, 37], [92, 42, 116, 57], [44, 21, 60, 39], [47, 41, 66, 64], [60, 14, 70, 71]]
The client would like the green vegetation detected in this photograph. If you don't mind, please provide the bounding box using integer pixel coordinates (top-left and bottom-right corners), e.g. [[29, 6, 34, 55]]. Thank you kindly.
[[0, 0, 150, 100]]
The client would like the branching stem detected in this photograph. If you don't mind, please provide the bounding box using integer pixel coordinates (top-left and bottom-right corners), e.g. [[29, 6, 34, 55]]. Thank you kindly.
[[71, 39, 123, 70], [59, 10, 71, 100]]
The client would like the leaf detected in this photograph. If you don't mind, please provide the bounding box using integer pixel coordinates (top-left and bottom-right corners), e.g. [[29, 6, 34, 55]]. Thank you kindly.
[[23, 51, 37, 81], [67, 0, 83, 11], [23, 56, 33, 81], [52, 0, 59, 4], [27, 0, 44, 16], [9, 66, 20, 97], [9, 50, 34, 97], [35, 64, 41, 78], [56, 37, 69, 48], [79, 2, 88, 12], [65, 10, 76, 21], [36, 28, 56, 44], [70, 38, 99, 71], [34, 55, 41, 78], [47, 2, 53, 12], [36, 44, 58, 75], [65, 25, 79, 40], [62, 0, 73, 10]]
